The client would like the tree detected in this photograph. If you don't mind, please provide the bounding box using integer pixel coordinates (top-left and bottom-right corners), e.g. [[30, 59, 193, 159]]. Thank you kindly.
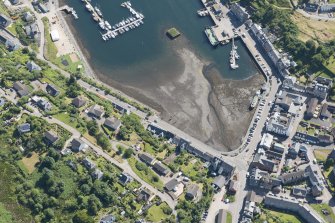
[[87, 120, 99, 136], [80, 184, 91, 195], [325, 158, 334, 170], [39, 157, 56, 170], [96, 132, 111, 150], [87, 195, 102, 215], [123, 148, 133, 159], [152, 175, 159, 182], [43, 208, 55, 221], [72, 210, 94, 223]]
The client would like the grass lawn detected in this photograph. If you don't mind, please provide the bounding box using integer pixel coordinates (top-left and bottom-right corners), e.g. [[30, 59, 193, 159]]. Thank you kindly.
[[53, 112, 86, 134], [128, 157, 163, 190], [54, 53, 83, 74], [157, 150, 167, 160], [42, 17, 58, 61], [180, 158, 206, 179], [271, 0, 292, 8], [258, 209, 302, 223], [224, 194, 236, 203], [226, 211, 232, 223], [20, 152, 40, 174], [0, 202, 13, 223], [0, 2, 9, 16], [313, 149, 332, 162], [291, 12, 335, 42], [311, 203, 335, 223], [83, 132, 97, 145], [324, 55, 335, 76], [6, 24, 18, 36], [146, 202, 170, 222], [144, 143, 157, 155]]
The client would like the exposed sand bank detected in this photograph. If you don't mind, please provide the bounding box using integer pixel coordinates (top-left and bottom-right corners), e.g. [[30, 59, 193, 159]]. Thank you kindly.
[[59, 5, 265, 151]]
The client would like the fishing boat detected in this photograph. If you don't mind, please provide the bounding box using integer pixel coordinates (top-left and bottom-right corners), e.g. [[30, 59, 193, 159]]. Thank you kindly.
[[95, 6, 103, 17], [85, 4, 93, 12], [105, 21, 112, 29]]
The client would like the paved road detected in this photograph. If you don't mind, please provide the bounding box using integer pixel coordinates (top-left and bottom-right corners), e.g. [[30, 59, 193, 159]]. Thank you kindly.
[[0, 89, 177, 211], [46, 115, 177, 209]]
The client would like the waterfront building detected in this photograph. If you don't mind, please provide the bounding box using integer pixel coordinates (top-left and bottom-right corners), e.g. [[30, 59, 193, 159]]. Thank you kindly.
[[266, 112, 293, 137], [230, 3, 249, 23], [260, 133, 273, 150], [50, 30, 60, 42], [251, 152, 276, 172], [249, 23, 294, 77]]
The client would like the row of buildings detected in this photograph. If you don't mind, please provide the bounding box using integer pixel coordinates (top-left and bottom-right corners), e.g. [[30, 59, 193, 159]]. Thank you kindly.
[[147, 123, 236, 190]]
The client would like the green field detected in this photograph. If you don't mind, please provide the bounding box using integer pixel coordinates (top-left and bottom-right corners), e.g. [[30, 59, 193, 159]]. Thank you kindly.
[[257, 209, 302, 223], [53, 112, 87, 134], [311, 203, 335, 223], [314, 149, 332, 162], [226, 211, 232, 223], [146, 203, 171, 222], [42, 17, 58, 61], [54, 54, 84, 74]]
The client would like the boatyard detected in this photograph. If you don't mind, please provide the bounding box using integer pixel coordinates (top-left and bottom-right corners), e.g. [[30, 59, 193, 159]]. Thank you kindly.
[[79, 0, 144, 41]]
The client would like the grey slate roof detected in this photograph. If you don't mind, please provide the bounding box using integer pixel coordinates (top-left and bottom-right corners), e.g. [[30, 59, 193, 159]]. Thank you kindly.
[[165, 178, 179, 191], [17, 123, 31, 133], [13, 81, 30, 97], [88, 104, 105, 118], [138, 153, 155, 165], [186, 183, 200, 199], [103, 117, 121, 131], [213, 175, 226, 189], [72, 96, 86, 108], [44, 130, 59, 144], [26, 61, 41, 72], [152, 162, 169, 176]]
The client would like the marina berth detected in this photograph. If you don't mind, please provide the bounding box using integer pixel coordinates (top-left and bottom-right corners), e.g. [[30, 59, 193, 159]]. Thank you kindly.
[[79, 0, 144, 41]]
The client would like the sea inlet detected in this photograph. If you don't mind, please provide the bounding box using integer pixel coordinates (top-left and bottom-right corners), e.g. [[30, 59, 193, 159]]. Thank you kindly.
[[63, 0, 265, 151]]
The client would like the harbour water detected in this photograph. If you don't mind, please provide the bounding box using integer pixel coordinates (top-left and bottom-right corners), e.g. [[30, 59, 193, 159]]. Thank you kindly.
[[63, 0, 260, 87]]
